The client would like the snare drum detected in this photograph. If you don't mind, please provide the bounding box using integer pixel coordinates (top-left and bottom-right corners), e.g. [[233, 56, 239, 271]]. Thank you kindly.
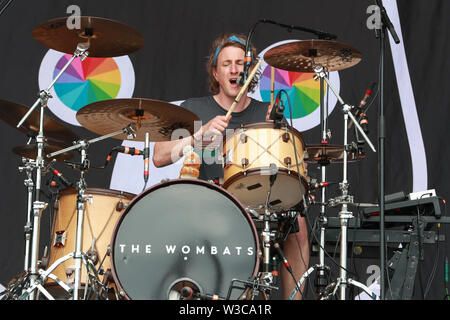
[[45, 188, 135, 298], [223, 122, 308, 210], [110, 179, 260, 300]]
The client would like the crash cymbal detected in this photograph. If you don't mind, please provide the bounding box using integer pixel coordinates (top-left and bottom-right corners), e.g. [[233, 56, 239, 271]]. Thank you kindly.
[[76, 98, 200, 141], [305, 144, 365, 164], [13, 143, 74, 162], [32, 16, 144, 57], [264, 40, 362, 73], [0, 99, 79, 144]]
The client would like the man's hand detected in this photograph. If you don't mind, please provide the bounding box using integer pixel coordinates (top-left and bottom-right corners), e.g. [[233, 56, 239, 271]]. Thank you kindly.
[[194, 115, 232, 141], [266, 103, 274, 122]]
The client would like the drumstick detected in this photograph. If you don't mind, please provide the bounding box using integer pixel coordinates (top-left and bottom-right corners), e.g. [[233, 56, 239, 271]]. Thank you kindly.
[[210, 59, 263, 143], [266, 66, 275, 120], [225, 59, 263, 120], [270, 66, 275, 108]]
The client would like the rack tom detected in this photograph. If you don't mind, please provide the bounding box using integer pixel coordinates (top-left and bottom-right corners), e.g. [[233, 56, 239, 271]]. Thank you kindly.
[[223, 122, 308, 210]]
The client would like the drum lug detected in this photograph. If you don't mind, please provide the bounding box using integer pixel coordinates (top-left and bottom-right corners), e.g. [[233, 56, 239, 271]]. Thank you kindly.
[[282, 132, 290, 143], [284, 157, 291, 167], [240, 133, 248, 144], [241, 158, 249, 170], [224, 150, 233, 167], [116, 200, 124, 211]]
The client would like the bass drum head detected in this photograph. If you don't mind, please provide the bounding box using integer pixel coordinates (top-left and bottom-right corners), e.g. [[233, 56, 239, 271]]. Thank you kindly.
[[111, 179, 259, 300]]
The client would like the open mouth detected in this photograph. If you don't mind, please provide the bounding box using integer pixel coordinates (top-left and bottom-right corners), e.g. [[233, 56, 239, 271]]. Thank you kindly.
[[229, 78, 238, 85]]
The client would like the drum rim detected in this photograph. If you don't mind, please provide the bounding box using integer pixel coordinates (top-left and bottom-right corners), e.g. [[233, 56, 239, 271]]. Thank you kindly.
[[58, 187, 136, 199], [223, 121, 306, 146], [222, 168, 309, 206], [109, 178, 261, 300]]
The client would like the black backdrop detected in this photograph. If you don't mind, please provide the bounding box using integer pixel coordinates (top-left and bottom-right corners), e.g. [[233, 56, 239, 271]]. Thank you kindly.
[[0, 0, 449, 300]]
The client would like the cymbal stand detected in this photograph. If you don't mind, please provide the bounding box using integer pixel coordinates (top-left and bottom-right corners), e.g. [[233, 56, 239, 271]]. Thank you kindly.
[[288, 75, 332, 299], [44, 124, 136, 300], [18, 157, 35, 273], [258, 190, 278, 299], [26, 94, 50, 300], [313, 66, 377, 300], [72, 139, 89, 300], [316, 71, 331, 295], [12, 43, 89, 300]]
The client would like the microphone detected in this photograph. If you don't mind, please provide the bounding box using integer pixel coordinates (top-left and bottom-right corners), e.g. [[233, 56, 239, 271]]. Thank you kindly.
[[269, 163, 278, 187], [143, 132, 150, 184], [272, 241, 292, 273], [101, 146, 143, 169], [52, 169, 72, 187], [113, 146, 143, 156], [269, 94, 285, 122], [308, 179, 337, 190], [358, 112, 369, 133], [348, 83, 376, 129], [238, 46, 252, 87], [375, 0, 401, 44]]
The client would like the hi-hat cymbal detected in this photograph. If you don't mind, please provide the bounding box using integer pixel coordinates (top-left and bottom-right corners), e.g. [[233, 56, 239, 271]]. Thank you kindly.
[[0, 99, 79, 144], [12, 143, 74, 162], [76, 98, 200, 141], [32, 16, 144, 57], [305, 144, 365, 164], [264, 40, 362, 73]]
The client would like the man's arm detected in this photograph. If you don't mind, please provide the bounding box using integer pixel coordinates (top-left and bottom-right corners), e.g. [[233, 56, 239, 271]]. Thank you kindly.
[[153, 135, 194, 168]]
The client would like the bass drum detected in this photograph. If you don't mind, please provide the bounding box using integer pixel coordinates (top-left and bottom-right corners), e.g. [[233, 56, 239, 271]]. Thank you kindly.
[[111, 179, 260, 300]]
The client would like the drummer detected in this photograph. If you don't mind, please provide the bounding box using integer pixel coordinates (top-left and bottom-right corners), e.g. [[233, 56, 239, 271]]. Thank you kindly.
[[152, 33, 309, 300]]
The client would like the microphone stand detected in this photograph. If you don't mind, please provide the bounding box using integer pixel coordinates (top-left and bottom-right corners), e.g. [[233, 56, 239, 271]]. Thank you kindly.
[[374, 0, 400, 300], [239, 19, 337, 85]]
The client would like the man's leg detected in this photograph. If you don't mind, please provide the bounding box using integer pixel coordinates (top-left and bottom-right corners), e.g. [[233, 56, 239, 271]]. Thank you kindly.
[[281, 216, 309, 300]]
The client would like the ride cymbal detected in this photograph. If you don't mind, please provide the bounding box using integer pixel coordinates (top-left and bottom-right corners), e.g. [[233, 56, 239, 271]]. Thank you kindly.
[[32, 16, 144, 57], [264, 40, 362, 73], [76, 98, 200, 141], [0, 99, 79, 144]]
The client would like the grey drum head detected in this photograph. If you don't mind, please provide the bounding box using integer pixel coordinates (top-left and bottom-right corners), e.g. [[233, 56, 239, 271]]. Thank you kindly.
[[111, 179, 259, 300]]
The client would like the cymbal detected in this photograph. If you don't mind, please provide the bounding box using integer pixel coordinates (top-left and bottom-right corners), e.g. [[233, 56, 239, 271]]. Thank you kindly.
[[304, 144, 365, 164], [32, 16, 144, 57], [264, 40, 362, 73], [13, 143, 74, 162], [76, 98, 200, 141], [0, 99, 79, 144]]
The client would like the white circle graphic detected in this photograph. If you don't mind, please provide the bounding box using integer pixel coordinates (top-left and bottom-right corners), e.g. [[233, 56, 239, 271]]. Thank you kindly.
[[38, 49, 136, 126]]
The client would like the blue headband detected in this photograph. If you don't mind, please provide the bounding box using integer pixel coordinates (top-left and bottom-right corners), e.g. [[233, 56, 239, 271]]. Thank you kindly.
[[212, 35, 252, 66]]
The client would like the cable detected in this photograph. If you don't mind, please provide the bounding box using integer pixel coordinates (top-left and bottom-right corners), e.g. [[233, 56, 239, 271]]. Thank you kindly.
[[0, 0, 14, 17], [424, 223, 440, 298]]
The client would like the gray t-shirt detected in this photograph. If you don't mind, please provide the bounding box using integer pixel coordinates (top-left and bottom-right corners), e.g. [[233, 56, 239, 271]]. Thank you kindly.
[[181, 96, 269, 180]]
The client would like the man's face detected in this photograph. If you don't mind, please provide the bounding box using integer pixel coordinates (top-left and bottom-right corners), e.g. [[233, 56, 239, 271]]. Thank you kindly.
[[213, 45, 245, 98]]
